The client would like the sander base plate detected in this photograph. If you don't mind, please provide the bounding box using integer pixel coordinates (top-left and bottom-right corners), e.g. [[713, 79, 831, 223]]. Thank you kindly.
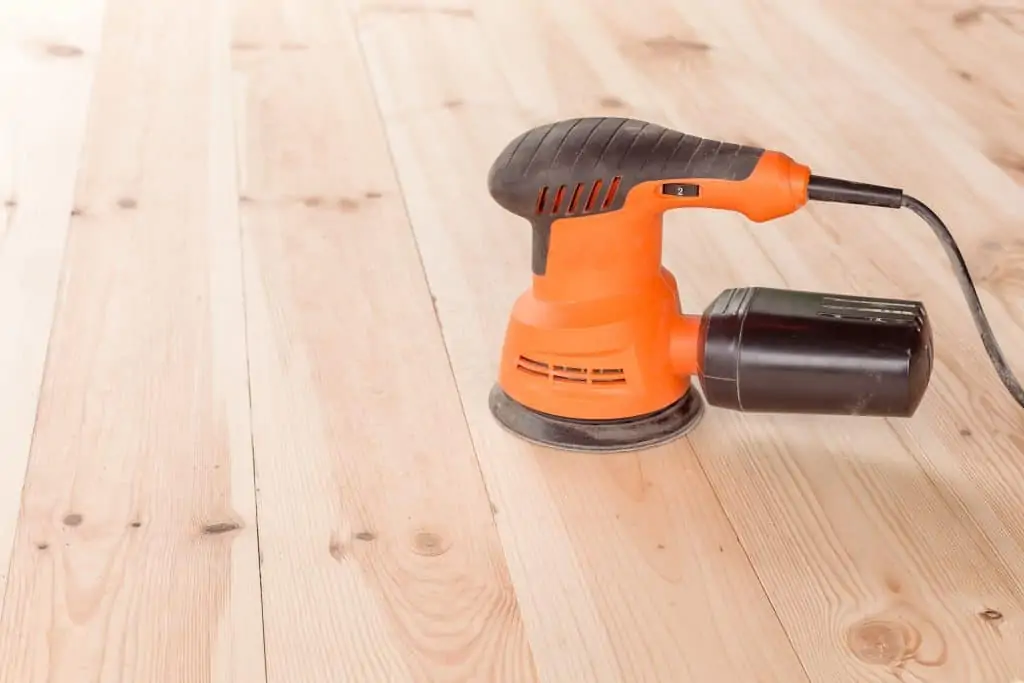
[[488, 383, 705, 453]]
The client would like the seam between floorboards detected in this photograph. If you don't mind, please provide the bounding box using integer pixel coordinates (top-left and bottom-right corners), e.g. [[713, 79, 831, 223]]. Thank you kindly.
[[344, 8, 504, 521], [217, 0, 270, 673], [595, 0, 817, 667], [344, 9, 545, 678], [227, 40, 271, 683]]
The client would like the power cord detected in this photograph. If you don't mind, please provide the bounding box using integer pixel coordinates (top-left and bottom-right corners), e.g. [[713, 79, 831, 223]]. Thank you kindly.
[[900, 194, 1024, 409], [808, 174, 1024, 410]]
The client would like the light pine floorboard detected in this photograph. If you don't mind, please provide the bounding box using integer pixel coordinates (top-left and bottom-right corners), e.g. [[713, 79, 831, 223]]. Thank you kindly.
[[231, 0, 535, 680], [0, 0, 107, 604], [1, 0, 1023, 681], [0, 0, 266, 681]]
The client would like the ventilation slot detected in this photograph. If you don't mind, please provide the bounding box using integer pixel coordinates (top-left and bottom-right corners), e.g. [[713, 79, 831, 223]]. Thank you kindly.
[[591, 367, 625, 384], [552, 364, 587, 383], [816, 296, 922, 325], [516, 355, 549, 377], [550, 185, 566, 213], [584, 180, 603, 211], [534, 176, 624, 216], [567, 183, 584, 213], [602, 176, 622, 208], [515, 356, 626, 385], [534, 186, 548, 214]]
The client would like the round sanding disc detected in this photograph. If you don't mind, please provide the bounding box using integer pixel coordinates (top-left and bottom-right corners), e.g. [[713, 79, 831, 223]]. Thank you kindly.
[[487, 383, 705, 453]]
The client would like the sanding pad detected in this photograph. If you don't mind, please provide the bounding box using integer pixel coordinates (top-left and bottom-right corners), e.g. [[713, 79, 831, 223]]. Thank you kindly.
[[488, 383, 705, 453]]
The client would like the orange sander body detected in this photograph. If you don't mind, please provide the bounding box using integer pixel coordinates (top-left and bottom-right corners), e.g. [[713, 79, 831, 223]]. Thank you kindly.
[[485, 117, 1023, 452]]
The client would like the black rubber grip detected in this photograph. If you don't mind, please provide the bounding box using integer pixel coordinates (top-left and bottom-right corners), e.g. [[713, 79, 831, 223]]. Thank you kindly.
[[486, 117, 765, 274]]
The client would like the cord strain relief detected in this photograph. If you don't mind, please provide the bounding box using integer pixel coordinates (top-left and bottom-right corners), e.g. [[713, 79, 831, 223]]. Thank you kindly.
[[807, 175, 904, 208]]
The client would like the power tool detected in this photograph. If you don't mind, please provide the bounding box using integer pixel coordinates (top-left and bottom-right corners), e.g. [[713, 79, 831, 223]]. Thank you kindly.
[[485, 116, 1024, 452]]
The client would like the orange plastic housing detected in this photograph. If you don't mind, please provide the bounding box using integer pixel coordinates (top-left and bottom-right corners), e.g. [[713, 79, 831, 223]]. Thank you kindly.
[[496, 152, 810, 420]]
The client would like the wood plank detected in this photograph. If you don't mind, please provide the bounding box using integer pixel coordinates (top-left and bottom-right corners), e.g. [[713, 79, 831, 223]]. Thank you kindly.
[[351, 3, 814, 682], [0, 0, 107, 601], [229, 0, 537, 681], [0, 0, 267, 680], [354, 0, 1024, 680], [818, 0, 1024, 165]]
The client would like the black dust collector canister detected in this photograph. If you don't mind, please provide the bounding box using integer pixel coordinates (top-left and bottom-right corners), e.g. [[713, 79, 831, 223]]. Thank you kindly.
[[697, 287, 933, 417]]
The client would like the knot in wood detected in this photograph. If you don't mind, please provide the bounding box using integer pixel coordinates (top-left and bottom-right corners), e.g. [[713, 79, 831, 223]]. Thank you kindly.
[[412, 530, 448, 557], [847, 618, 917, 666], [202, 520, 242, 535]]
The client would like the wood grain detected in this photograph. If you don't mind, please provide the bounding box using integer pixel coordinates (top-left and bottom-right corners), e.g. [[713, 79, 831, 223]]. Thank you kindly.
[[819, 0, 1024, 156], [0, 0, 107, 602], [0, 0, 265, 680], [231, 0, 536, 680], [2, 0, 1024, 681]]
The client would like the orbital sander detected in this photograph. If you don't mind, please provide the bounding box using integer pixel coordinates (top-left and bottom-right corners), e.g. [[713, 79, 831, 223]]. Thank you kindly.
[[485, 116, 1024, 452]]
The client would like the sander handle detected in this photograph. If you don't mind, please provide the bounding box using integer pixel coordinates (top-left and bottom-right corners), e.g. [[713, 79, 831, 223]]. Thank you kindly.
[[487, 116, 811, 275]]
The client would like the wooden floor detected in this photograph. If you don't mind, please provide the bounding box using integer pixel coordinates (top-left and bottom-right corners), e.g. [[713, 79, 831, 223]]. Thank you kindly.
[[2, 0, 1024, 681]]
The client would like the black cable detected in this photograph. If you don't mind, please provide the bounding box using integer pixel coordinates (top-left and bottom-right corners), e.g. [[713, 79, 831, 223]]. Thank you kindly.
[[900, 194, 1024, 409], [807, 174, 1024, 410]]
